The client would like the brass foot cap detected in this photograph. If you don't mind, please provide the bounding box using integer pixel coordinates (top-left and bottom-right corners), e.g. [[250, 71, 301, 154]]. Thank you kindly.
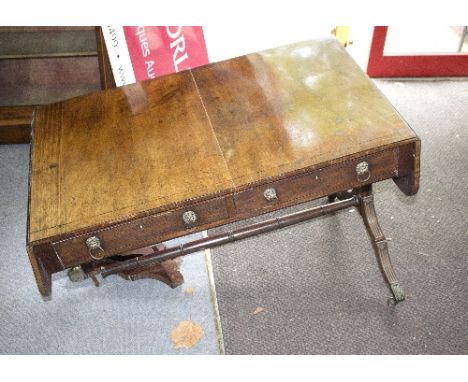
[[68, 266, 87, 283], [390, 282, 405, 303]]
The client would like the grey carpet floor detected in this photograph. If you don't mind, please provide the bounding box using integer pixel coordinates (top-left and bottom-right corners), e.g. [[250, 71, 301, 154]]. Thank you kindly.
[[0, 144, 221, 354], [209, 79, 468, 354]]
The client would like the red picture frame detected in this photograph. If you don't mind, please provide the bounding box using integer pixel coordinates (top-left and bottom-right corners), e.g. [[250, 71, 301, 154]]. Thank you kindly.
[[367, 26, 468, 77]]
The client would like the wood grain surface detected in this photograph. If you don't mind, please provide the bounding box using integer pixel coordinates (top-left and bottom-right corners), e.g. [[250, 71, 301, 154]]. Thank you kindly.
[[28, 38, 419, 244], [192, 42, 415, 185]]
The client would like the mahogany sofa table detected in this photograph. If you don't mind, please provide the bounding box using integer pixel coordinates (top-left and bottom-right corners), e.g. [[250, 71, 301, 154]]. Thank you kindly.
[[27, 38, 420, 301]]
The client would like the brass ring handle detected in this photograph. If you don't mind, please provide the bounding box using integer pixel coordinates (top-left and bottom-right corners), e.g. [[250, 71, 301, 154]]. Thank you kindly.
[[86, 236, 106, 260]]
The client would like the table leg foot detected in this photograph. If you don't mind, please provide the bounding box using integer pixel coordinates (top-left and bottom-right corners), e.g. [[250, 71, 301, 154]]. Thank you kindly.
[[390, 282, 405, 302], [357, 186, 406, 303], [114, 244, 184, 288], [81, 244, 185, 289], [116, 259, 184, 288]]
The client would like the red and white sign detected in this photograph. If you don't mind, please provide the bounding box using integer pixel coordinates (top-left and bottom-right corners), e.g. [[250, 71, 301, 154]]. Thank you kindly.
[[102, 26, 209, 86]]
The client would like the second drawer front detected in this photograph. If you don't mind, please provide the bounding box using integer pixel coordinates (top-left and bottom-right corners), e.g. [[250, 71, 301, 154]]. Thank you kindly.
[[53, 196, 229, 268], [234, 149, 398, 217]]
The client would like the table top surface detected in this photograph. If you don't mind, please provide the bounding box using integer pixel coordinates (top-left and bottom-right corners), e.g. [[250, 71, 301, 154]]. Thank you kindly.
[[29, 38, 417, 242]]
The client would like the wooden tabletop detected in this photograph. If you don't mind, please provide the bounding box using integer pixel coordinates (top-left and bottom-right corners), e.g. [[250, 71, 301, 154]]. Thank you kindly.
[[29, 38, 417, 243]]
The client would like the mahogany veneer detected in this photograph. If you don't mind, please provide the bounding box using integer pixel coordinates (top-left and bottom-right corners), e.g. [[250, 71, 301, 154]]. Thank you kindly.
[[27, 38, 420, 301]]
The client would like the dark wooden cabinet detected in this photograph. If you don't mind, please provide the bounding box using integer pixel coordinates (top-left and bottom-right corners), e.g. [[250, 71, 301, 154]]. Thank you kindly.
[[0, 27, 113, 144]]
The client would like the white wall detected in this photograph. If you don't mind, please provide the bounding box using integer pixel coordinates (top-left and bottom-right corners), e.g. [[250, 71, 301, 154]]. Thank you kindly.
[[203, 25, 374, 72], [202, 25, 335, 63]]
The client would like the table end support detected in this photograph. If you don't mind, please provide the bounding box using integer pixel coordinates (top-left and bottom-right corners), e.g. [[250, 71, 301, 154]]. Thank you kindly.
[[357, 185, 406, 303]]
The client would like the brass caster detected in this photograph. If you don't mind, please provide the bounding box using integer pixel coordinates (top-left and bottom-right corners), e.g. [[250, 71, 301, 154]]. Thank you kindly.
[[390, 282, 405, 303], [68, 266, 87, 282]]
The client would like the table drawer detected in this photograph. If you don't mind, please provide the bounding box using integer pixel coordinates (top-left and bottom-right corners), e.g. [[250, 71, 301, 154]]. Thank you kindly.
[[53, 195, 230, 267], [233, 148, 398, 216]]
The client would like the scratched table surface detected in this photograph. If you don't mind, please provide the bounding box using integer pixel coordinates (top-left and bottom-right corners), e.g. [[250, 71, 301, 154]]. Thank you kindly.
[[29, 38, 416, 242]]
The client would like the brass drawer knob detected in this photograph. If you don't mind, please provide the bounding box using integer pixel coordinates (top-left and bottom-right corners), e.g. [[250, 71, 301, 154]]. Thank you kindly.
[[356, 161, 370, 182], [182, 210, 198, 226], [264, 187, 278, 201], [86, 236, 106, 260]]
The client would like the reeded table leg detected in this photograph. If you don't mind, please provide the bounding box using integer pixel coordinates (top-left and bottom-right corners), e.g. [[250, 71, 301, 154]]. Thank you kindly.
[[357, 185, 405, 302]]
